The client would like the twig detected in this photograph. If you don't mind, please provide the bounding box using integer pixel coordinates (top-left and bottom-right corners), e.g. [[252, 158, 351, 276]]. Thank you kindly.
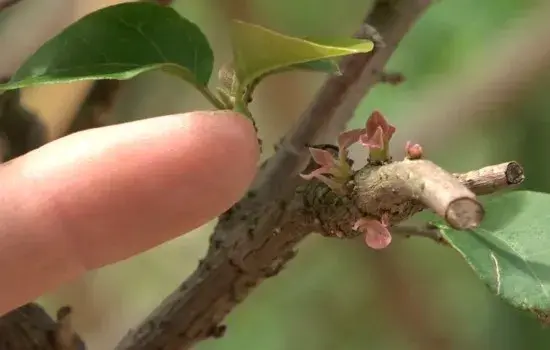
[[391, 224, 445, 243], [390, 161, 525, 242], [353, 160, 484, 230], [453, 161, 524, 196], [307, 160, 521, 241]]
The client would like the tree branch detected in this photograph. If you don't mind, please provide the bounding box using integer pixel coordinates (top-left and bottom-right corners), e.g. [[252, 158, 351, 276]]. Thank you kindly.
[[113, 1, 444, 349], [389, 161, 525, 243]]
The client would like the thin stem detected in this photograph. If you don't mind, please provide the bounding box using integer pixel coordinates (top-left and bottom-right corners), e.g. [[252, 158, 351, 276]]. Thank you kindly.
[[198, 86, 226, 109]]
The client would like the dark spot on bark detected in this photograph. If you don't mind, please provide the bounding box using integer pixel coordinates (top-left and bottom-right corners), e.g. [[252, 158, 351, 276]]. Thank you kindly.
[[209, 324, 227, 339], [247, 227, 255, 239], [211, 238, 223, 250]]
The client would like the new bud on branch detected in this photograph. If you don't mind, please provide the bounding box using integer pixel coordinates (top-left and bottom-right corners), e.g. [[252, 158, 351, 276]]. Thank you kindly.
[[300, 111, 420, 250]]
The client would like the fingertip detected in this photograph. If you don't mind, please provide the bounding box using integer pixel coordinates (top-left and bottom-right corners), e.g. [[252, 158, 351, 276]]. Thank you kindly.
[[0, 110, 260, 313]]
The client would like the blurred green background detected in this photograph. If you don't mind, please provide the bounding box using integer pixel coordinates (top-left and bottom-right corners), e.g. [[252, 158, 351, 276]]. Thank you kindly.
[[3, 0, 550, 348]]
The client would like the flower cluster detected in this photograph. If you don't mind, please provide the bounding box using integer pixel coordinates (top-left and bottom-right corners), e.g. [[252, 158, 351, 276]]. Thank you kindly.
[[300, 110, 423, 250], [300, 111, 397, 192]]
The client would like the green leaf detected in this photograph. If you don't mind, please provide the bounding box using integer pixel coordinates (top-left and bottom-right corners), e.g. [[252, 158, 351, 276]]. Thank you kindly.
[[0, 3, 214, 91], [431, 190, 550, 317], [230, 21, 373, 86]]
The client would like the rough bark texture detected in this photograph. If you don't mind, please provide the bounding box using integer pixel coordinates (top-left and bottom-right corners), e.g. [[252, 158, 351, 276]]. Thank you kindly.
[[453, 161, 525, 196]]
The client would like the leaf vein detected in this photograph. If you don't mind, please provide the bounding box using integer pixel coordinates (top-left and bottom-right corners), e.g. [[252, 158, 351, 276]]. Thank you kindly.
[[478, 228, 549, 298]]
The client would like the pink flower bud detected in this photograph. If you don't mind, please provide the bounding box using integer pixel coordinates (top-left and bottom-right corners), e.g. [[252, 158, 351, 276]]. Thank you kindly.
[[405, 141, 423, 160]]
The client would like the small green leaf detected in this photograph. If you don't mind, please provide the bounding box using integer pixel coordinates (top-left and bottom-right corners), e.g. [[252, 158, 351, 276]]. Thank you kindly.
[[431, 191, 550, 315], [0, 3, 213, 91], [230, 21, 373, 86]]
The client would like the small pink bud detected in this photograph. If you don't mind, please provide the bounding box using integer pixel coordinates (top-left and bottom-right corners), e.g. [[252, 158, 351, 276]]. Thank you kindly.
[[405, 141, 423, 160]]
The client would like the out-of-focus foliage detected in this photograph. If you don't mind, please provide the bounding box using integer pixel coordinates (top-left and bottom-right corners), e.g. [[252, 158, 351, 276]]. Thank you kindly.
[[27, 0, 550, 349]]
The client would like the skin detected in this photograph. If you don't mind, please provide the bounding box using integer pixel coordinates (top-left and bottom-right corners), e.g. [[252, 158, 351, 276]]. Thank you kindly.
[[0, 110, 259, 315]]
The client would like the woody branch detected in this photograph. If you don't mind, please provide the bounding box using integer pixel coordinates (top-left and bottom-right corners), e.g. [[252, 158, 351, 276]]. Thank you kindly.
[[113, 1, 525, 349]]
